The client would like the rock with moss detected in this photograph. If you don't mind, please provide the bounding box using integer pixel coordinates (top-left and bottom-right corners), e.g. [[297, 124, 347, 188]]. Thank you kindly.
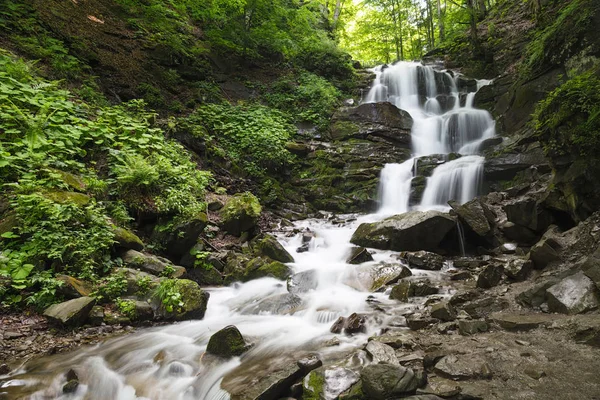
[[56, 275, 93, 298], [45, 191, 90, 206], [118, 267, 161, 295], [206, 325, 249, 358], [185, 264, 223, 286], [113, 227, 144, 251], [53, 169, 87, 191], [155, 279, 210, 321], [220, 192, 262, 236], [243, 257, 293, 282], [122, 249, 186, 277], [251, 234, 294, 263], [153, 213, 208, 260], [43, 296, 96, 326]]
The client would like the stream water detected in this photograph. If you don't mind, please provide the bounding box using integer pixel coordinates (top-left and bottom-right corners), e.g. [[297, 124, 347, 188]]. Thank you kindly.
[[0, 62, 495, 400]]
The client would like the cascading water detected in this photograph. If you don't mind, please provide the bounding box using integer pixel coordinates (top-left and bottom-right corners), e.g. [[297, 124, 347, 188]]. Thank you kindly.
[[0, 62, 494, 400], [366, 62, 495, 213]]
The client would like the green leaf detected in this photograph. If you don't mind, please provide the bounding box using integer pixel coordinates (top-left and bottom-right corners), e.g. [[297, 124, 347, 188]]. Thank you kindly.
[[12, 263, 34, 280], [1, 231, 19, 239]]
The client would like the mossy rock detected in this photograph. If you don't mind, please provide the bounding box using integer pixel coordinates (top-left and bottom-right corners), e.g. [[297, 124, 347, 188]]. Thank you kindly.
[[330, 120, 360, 140], [185, 265, 223, 286], [206, 325, 248, 358], [153, 212, 208, 260], [220, 192, 262, 236], [302, 368, 326, 400], [251, 234, 294, 263], [45, 191, 90, 206], [52, 169, 87, 192], [243, 257, 293, 282], [56, 275, 93, 298], [113, 227, 144, 251], [157, 279, 210, 321]]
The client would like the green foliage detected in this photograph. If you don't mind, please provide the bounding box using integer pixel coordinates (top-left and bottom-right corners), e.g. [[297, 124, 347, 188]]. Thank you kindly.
[[153, 279, 184, 313], [192, 104, 294, 176], [521, 0, 598, 78], [534, 72, 600, 160], [264, 72, 341, 128], [221, 192, 262, 221], [136, 276, 153, 295], [116, 297, 137, 319], [160, 264, 176, 277], [92, 271, 128, 303], [191, 250, 212, 270]]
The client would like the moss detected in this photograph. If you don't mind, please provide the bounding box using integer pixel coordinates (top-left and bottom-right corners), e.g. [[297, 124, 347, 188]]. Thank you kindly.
[[53, 169, 87, 191], [206, 325, 247, 358], [170, 279, 209, 320], [45, 191, 91, 206], [113, 226, 144, 251], [330, 120, 360, 140], [302, 369, 326, 400], [243, 257, 292, 281]]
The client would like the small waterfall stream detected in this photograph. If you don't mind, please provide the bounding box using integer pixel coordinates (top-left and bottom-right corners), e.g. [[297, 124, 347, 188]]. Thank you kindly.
[[0, 62, 495, 400]]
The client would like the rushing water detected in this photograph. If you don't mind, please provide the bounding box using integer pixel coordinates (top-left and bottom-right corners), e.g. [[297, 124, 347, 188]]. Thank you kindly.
[[0, 62, 494, 400]]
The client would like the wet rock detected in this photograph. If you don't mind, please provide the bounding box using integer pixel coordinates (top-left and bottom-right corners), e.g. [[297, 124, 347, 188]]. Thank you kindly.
[[242, 257, 293, 282], [0, 364, 10, 375], [185, 265, 223, 286], [503, 258, 533, 281], [243, 293, 303, 315], [330, 102, 413, 145], [490, 312, 556, 331], [449, 199, 495, 237], [155, 279, 209, 321], [365, 341, 399, 364], [361, 364, 421, 399], [449, 270, 473, 281], [330, 313, 367, 335], [546, 272, 600, 314], [44, 297, 96, 326], [398, 251, 444, 271], [220, 192, 261, 236], [56, 275, 93, 298], [390, 280, 439, 302], [350, 211, 456, 252], [287, 269, 318, 294], [251, 234, 294, 263], [347, 247, 374, 264], [113, 227, 144, 251], [206, 325, 249, 358], [122, 250, 185, 278], [62, 379, 79, 394], [430, 302, 456, 321], [529, 238, 560, 269], [476, 264, 504, 288], [326, 368, 361, 399], [433, 355, 492, 380], [458, 320, 488, 335]]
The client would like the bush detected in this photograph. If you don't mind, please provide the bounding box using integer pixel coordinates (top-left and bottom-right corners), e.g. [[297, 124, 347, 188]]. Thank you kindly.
[[191, 104, 295, 176]]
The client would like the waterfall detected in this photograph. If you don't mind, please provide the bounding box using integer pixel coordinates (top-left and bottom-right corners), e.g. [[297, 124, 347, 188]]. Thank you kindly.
[[367, 61, 495, 211]]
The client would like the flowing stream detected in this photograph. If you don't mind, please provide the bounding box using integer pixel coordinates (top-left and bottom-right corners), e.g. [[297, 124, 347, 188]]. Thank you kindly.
[[0, 62, 495, 400]]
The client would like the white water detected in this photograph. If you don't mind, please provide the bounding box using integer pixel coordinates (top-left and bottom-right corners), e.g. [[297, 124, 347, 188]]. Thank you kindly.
[[365, 62, 495, 212], [0, 62, 493, 400]]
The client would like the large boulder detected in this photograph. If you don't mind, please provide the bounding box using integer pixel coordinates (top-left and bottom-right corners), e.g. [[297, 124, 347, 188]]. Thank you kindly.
[[206, 325, 249, 358], [528, 238, 561, 269], [330, 102, 413, 145], [433, 355, 492, 380], [346, 247, 374, 264], [220, 192, 262, 236], [350, 211, 456, 252], [113, 227, 144, 251], [242, 293, 303, 315], [151, 213, 208, 260], [398, 251, 444, 271], [251, 234, 294, 263], [346, 263, 412, 292], [287, 270, 318, 294], [224, 254, 292, 283], [122, 250, 186, 278], [360, 364, 421, 400], [546, 272, 600, 315], [504, 197, 552, 233], [390, 280, 439, 302], [476, 264, 504, 289], [449, 198, 495, 237], [43, 297, 96, 326]]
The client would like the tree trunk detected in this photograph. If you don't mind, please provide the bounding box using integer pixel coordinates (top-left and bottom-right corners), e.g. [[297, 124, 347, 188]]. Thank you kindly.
[[333, 0, 343, 27], [437, 0, 445, 42], [466, 0, 481, 52]]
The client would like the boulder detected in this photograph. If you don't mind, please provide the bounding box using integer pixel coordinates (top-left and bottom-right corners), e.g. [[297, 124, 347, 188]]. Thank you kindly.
[[406, 314, 437, 331], [155, 279, 209, 321], [546, 272, 600, 314], [220, 192, 262, 236], [501, 221, 538, 245], [433, 355, 492, 380], [504, 197, 552, 233], [155, 213, 208, 260], [430, 302, 457, 322], [113, 227, 144, 251], [348, 263, 412, 292], [118, 268, 160, 295], [503, 258, 533, 281], [489, 312, 557, 331], [365, 341, 399, 365], [43, 297, 96, 326], [347, 247, 374, 264], [330, 102, 413, 145], [185, 265, 223, 286], [398, 251, 444, 271], [243, 258, 293, 282], [390, 280, 439, 302], [476, 264, 504, 289], [528, 238, 560, 269], [287, 270, 318, 294], [122, 250, 186, 277], [350, 211, 456, 252], [516, 278, 559, 308], [56, 275, 93, 298], [361, 364, 421, 400], [449, 199, 495, 237], [206, 325, 249, 358], [251, 234, 294, 263], [458, 320, 488, 335]]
